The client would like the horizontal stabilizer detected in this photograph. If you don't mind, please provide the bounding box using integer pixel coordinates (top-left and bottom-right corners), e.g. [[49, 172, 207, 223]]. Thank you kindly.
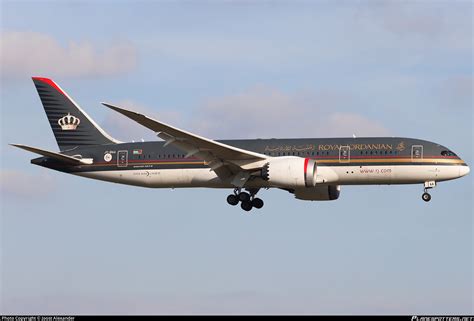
[[10, 144, 92, 165]]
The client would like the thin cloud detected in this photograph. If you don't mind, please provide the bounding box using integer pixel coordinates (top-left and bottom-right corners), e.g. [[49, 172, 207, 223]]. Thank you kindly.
[[326, 113, 389, 138], [0, 169, 55, 199], [1, 31, 137, 78], [438, 76, 473, 110], [354, 2, 469, 40], [370, 2, 445, 36], [194, 86, 390, 139], [101, 86, 390, 142]]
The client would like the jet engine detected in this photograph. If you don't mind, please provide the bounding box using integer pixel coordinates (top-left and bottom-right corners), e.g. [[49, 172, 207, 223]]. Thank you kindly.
[[293, 185, 341, 201], [261, 157, 317, 188]]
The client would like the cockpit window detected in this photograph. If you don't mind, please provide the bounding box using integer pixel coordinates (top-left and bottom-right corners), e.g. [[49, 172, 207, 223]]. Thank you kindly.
[[441, 150, 457, 157]]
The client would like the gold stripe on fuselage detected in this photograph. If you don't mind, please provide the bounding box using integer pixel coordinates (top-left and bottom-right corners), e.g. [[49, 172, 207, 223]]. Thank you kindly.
[[316, 158, 465, 164], [86, 157, 464, 167]]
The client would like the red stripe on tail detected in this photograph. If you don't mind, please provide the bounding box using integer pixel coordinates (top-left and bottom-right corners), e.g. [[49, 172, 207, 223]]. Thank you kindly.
[[32, 77, 66, 96]]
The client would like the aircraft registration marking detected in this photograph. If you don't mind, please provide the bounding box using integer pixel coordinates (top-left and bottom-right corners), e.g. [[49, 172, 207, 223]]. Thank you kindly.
[[359, 168, 392, 174]]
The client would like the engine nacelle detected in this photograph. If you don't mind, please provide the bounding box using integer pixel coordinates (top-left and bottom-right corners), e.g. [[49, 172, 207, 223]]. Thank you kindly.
[[294, 185, 341, 201], [262, 156, 316, 188]]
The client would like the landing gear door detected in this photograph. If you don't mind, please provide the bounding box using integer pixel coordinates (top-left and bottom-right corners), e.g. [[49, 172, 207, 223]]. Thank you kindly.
[[411, 145, 423, 161], [117, 150, 128, 167], [339, 146, 350, 163]]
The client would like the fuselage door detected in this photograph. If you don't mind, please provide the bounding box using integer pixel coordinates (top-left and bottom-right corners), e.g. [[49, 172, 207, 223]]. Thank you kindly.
[[117, 150, 128, 167], [411, 145, 423, 161], [339, 145, 350, 163]]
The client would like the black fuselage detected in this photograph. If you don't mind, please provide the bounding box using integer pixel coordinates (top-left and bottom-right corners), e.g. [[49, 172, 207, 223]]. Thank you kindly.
[[33, 137, 466, 174]]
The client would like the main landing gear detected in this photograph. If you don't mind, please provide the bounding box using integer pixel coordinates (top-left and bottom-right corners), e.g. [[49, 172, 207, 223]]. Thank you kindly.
[[422, 181, 436, 202], [226, 188, 264, 212]]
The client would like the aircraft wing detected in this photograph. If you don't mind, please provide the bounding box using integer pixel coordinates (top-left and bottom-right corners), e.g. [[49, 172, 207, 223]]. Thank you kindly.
[[10, 144, 93, 165], [101, 103, 268, 183]]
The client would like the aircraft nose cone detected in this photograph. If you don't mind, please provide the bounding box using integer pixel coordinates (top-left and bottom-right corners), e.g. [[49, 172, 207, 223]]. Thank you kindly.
[[459, 165, 470, 177]]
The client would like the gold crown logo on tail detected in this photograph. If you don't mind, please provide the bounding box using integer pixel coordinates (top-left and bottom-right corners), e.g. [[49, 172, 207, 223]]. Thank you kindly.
[[58, 113, 80, 130]]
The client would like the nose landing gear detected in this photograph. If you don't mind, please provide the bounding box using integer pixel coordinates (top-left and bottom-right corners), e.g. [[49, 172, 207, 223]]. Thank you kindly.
[[422, 191, 431, 202], [422, 181, 436, 202], [226, 188, 264, 212]]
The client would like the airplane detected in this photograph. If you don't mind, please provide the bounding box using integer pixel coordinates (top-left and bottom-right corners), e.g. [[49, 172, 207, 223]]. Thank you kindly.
[[11, 77, 470, 212]]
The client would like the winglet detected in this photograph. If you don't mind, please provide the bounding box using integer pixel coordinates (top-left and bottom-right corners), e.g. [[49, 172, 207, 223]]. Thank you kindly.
[[101, 102, 121, 111], [101, 102, 135, 114], [101, 102, 150, 123]]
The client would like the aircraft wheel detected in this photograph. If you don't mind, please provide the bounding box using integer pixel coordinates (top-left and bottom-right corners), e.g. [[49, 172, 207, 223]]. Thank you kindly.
[[227, 194, 239, 206], [241, 201, 253, 212], [238, 192, 251, 202], [252, 198, 264, 209], [422, 192, 431, 202]]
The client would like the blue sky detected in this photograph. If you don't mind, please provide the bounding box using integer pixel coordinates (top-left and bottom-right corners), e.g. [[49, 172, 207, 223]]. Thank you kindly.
[[1, 0, 472, 315]]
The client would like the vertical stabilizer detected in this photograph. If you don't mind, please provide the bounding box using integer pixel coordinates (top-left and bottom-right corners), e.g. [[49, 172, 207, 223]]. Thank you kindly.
[[32, 77, 120, 151]]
